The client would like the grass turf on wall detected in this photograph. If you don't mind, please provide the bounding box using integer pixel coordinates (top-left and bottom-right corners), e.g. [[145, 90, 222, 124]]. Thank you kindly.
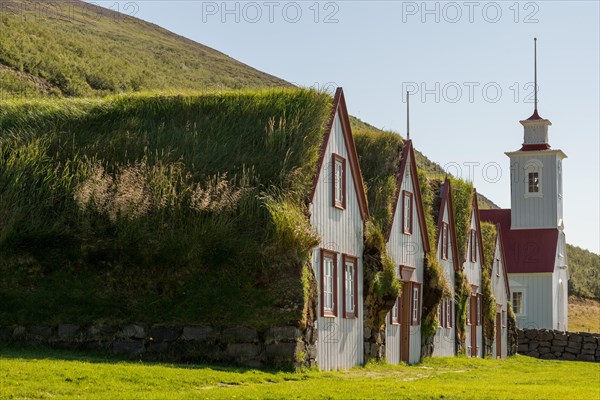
[[0, 88, 331, 328]]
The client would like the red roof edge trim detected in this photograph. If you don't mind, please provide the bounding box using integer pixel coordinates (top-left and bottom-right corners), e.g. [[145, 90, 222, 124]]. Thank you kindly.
[[520, 143, 551, 151], [385, 140, 430, 252], [307, 88, 369, 221]]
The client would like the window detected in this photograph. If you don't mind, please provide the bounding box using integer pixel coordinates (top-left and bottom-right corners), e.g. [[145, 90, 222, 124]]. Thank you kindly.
[[391, 297, 400, 325], [342, 255, 358, 319], [411, 283, 421, 325], [476, 294, 482, 326], [496, 258, 500, 277], [502, 310, 507, 328], [527, 172, 539, 193], [332, 154, 346, 209], [446, 298, 453, 328], [467, 299, 471, 325], [524, 159, 543, 198], [470, 229, 478, 262], [320, 250, 338, 317], [441, 222, 449, 260], [512, 291, 524, 315], [558, 160, 563, 198], [402, 191, 413, 235], [438, 302, 443, 328]]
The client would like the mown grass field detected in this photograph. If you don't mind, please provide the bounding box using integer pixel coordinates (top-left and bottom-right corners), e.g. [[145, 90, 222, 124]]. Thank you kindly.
[[1, 347, 598, 399]]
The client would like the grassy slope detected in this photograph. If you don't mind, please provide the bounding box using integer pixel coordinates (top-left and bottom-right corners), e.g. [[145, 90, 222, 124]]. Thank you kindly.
[[568, 245, 600, 299], [568, 297, 600, 333], [0, 89, 331, 327], [1, 346, 598, 399], [0, 0, 288, 98]]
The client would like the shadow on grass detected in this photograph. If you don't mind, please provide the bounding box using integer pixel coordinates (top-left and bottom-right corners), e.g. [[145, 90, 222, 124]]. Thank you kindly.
[[0, 343, 273, 375]]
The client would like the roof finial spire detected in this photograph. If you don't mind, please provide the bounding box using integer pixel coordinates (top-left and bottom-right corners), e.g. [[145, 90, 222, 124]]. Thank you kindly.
[[534, 37, 538, 114], [406, 91, 410, 140]]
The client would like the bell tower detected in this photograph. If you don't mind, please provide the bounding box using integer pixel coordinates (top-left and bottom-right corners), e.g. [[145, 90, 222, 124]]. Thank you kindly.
[[505, 38, 567, 230]]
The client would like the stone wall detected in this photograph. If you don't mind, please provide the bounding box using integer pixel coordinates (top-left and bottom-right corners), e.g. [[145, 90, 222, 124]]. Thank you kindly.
[[0, 324, 316, 368], [517, 329, 600, 362]]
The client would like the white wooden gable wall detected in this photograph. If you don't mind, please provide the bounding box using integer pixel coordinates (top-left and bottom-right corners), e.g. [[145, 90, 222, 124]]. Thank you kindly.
[[385, 153, 425, 365], [309, 111, 364, 371]]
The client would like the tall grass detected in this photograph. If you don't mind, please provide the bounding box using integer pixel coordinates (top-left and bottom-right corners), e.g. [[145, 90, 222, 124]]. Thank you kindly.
[[0, 88, 332, 327]]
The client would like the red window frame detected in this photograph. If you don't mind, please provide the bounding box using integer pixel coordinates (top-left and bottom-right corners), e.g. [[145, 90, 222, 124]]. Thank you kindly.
[[446, 298, 453, 328], [342, 254, 358, 319], [441, 222, 449, 260], [467, 296, 472, 326], [320, 249, 338, 318], [391, 297, 400, 325], [411, 282, 421, 326], [476, 294, 482, 326], [470, 229, 477, 262], [402, 191, 413, 235], [332, 154, 346, 210]]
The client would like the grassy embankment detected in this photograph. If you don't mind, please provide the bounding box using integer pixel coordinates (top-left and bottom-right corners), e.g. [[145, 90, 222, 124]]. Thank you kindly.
[[0, 89, 331, 329]]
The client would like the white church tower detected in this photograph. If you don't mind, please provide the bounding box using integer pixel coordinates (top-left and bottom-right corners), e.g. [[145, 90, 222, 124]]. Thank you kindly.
[[481, 39, 569, 331], [505, 91, 567, 230]]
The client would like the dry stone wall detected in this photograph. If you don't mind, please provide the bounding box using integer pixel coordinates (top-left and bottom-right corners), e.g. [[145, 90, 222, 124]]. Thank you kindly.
[[0, 324, 316, 368], [517, 329, 600, 362]]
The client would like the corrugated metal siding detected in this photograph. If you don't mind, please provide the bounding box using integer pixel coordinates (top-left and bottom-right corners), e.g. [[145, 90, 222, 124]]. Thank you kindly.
[[385, 155, 424, 365], [464, 208, 483, 356], [509, 273, 553, 329], [509, 153, 561, 230], [553, 231, 569, 331], [310, 113, 364, 371], [385, 324, 400, 364], [433, 204, 456, 357], [491, 236, 508, 358]]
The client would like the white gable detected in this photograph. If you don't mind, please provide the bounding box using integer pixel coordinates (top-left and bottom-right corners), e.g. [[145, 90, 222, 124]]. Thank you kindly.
[[464, 207, 482, 291], [309, 109, 364, 371]]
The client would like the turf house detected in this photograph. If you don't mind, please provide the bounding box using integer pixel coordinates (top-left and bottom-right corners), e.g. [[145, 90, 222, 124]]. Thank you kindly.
[[431, 178, 460, 357], [0, 85, 514, 368]]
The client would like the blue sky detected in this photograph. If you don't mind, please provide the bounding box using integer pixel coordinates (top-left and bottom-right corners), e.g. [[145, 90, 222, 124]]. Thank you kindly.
[[96, 1, 599, 253]]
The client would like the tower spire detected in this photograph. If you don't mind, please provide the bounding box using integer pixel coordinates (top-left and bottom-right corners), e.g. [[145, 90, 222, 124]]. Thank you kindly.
[[406, 91, 410, 140], [534, 37, 538, 114], [528, 37, 542, 120]]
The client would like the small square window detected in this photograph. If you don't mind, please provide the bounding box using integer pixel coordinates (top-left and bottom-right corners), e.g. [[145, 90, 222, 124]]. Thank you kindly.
[[403, 191, 413, 235], [528, 172, 539, 193], [441, 222, 449, 260], [446, 298, 453, 328], [391, 297, 400, 325], [332, 154, 346, 209], [470, 230, 478, 262], [476, 294, 482, 326], [343, 255, 358, 319], [512, 291, 524, 315], [411, 283, 421, 325], [320, 250, 338, 317]]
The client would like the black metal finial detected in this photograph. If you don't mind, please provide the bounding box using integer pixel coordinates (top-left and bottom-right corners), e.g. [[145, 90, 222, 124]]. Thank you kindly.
[[406, 91, 410, 141], [534, 37, 538, 113]]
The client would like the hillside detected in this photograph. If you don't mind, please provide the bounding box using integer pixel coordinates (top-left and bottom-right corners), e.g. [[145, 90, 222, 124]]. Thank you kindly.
[[567, 245, 600, 299], [0, 0, 288, 98]]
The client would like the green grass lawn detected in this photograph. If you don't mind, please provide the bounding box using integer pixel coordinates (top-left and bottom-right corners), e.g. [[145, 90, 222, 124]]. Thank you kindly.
[[1, 347, 598, 399]]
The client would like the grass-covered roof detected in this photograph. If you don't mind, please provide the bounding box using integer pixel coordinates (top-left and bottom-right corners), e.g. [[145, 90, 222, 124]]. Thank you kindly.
[[0, 88, 333, 327], [354, 128, 405, 232]]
